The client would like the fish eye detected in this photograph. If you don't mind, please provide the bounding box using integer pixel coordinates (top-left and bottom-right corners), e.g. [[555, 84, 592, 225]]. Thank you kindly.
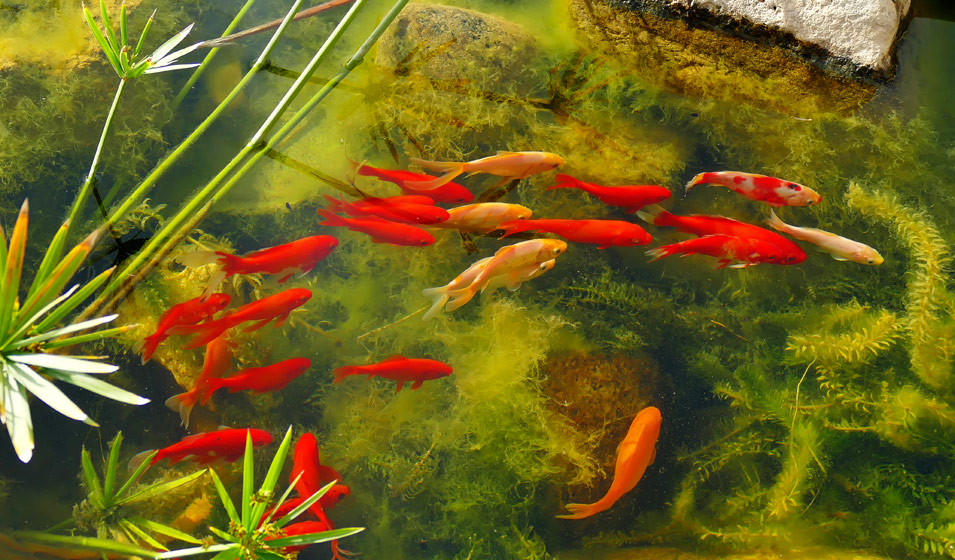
[[867, 258, 874, 264], [658, 196, 666, 201], [787, 256, 795, 262]]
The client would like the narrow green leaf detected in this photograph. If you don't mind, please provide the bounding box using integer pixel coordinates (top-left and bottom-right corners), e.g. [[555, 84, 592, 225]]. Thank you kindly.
[[43, 369, 148, 406], [0, 200, 29, 339], [120, 518, 168, 551], [34, 267, 114, 333], [209, 548, 241, 560], [4, 286, 79, 348], [83, 4, 122, 75], [241, 430, 253, 529], [120, 468, 205, 505], [27, 221, 69, 299], [275, 480, 336, 528], [104, 432, 123, 501], [208, 468, 240, 524], [133, 9, 156, 58], [207, 525, 236, 542], [112, 449, 157, 500], [251, 426, 292, 523], [81, 446, 104, 507], [149, 23, 194, 64], [119, 2, 128, 48], [99, 0, 119, 53], [13, 313, 116, 348], [2, 374, 34, 463], [126, 516, 202, 545], [8, 530, 161, 558], [145, 63, 201, 74], [261, 472, 301, 528], [156, 543, 234, 558], [44, 325, 134, 350], [8, 353, 118, 374], [9, 363, 94, 425], [267, 527, 364, 547]]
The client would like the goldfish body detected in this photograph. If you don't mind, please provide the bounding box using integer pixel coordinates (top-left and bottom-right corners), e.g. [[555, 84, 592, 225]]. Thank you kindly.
[[332, 355, 452, 392], [557, 406, 662, 519], [323, 194, 449, 225], [178, 236, 337, 296], [637, 205, 806, 264], [139, 293, 231, 362], [355, 162, 474, 203], [129, 427, 273, 471], [765, 210, 883, 265], [164, 336, 234, 427], [686, 171, 821, 207], [408, 151, 564, 190], [498, 218, 652, 248], [318, 209, 434, 246], [548, 174, 671, 213], [646, 234, 786, 268], [170, 288, 312, 349], [202, 357, 312, 403], [422, 257, 555, 320], [434, 203, 533, 233], [289, 433, 353, 560]]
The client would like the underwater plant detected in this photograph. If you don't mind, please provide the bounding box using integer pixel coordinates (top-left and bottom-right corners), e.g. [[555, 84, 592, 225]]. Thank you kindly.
[[0, 200, 147, 463]]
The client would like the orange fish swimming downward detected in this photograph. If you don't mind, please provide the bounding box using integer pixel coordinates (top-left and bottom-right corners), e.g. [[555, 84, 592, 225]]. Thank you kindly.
[[557, 406, 662, 519]]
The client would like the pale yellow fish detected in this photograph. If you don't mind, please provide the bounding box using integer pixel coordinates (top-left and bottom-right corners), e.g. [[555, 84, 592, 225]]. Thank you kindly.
[[765, 210, 883, 265], [433, 203, 533, 233], [407, 151, 564, 190]]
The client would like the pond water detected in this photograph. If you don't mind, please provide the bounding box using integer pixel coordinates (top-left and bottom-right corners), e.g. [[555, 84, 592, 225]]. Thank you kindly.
[[1, 1, 955, 559]]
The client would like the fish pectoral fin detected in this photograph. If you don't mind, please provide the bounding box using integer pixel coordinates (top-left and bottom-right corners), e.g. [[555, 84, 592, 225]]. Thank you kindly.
[[830, 254, 849, 261], [395, 381, 405, 393], [410, 379, 424, 390]]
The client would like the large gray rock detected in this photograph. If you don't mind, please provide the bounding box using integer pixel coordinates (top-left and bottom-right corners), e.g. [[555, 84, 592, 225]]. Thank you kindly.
[[664, 0, 911, 71]]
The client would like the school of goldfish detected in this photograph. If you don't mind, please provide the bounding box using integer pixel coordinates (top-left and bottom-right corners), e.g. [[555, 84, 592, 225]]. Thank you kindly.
[[132, 149, 883, 554]]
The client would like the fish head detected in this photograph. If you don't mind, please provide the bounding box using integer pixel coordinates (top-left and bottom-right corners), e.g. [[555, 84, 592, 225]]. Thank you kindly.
[[251, 429, 274, 447], [854, 247, 885, 265], [204, 293, 232, 313], [539, 239, 568, 259]]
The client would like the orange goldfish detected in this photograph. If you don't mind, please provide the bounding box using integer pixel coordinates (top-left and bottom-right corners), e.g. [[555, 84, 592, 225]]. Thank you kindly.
[[138, 293, 231, 362], [686, 171, 822, 207], [290, 433, 353, 560], [557, 406, 661, 519], [354, 162, 474, 203], [164, 336, 234, 427], [129, 428, 273, 471], [322, 194, 450, 225], [318, 209, 435, 246], [201, 357, 312, 403], [765, 210, 883, 265], [332, 355, 452, 392], [548, 174, 671, 213], [422, 257, 555, 320], [407, 151, 564, 190], [170, 288, 312, 349], [433, 203, 533, 233], [498, 218, 652, 248], [646, 234, 787, 268]]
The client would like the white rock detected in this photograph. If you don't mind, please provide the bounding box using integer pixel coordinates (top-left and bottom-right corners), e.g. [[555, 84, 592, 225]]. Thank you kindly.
[[665, 0, 911, 71]]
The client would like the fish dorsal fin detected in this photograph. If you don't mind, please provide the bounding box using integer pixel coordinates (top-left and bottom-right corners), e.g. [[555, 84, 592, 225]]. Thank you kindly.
[[382, 355, 407, 363]]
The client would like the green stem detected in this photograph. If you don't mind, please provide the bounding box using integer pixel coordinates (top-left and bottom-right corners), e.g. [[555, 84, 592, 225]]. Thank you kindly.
[[104, 0, 309, 231], [171, 0, 257, 111], [101, 0, 374, 296], [67, 78, 126, 229]]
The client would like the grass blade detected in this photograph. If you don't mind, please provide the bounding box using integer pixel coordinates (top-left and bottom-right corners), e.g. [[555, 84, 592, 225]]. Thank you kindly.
[[4, 286, 79, 348], [44, 325, 135, 350], [260, 472, 301, 528], [112, 449, 157, 500], [99, 0, 118, 53], [149, 23, 194, 63], [267, 527, 363, 548], [120, 469, 205, 505], [34, 267, 114, 333], [17, 228, 101, 325], [145, 63, 201, 74], [133, 9, 156, 57], [0, 201, 29, 339], [8, 353, 118, 374], [126, 516, 202, 545], [27, 221, 69, 298], [43, 369, 148, 405], [81, 446, 104, 507], [275, 480, 335, 528], [120, 518, 167, 551], [251, 426, 292, 523], [83, 3, 122, 75], [9, 363, 95, 425], [241, 430, 253, 528], [1, 373, 33, 463], [104, 432, 123, 501], [8, 531, 160, 558], [119, 2, 128, 47], [156, 544, 234, 558], [13, 313, 117, 348], [208, 468, 240, 524]]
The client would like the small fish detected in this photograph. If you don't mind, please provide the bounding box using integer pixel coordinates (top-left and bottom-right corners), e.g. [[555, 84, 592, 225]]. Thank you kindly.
[[323, 194, 449, 225], [332, 355, 452, 393], [200, 357, 312, 403], [637, 205, 806, 264], [407, 151, 564, 190], [433, 203, 533, 233], [498, 218, 652, 248], [548, 174, 671, 213], [289, 432, 352, 560], [138, 293, 232, 362], [317, 209, 434, 246], [765, 210, 883, 265], [686, 171, 822, 207], [128, 428, 273, 471], [178, 236, 338, 296], [164, 336, 234, 427], [646, 234, 787, 268], [169, 288, 312, 349], [557, 406, 661, 519], [355, 162, 474, 203]]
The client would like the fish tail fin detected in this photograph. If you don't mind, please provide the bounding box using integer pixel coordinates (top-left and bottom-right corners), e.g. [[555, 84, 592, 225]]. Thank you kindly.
[[555, 502, 602, 520], [127, 449, 157, 473], [547, 174, 580, 190], [405, 158, 465, 191], [198, 378, 223, 405], [685, 172, 707, 194], [635, 204, 674, 227], [421, 286, 451, 321], [317, 209, 350, 228], [443, 287, 477, 313], [322, 194, 346, 214], [213, 252, 244, 277], [332, 366, 358, 384], [764, 209, 786, 232], [496, 220, 533, 238], [645, 243, 680, 263], [176, 250, 221, 268], [165, 392, 197, 427], [136, 336, 159, 363]]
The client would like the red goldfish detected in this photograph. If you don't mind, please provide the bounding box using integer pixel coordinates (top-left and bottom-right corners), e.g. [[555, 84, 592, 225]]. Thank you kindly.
[[332, 355, 452, 393], [548, 174, 671, 213], [355, 162, 474, 203], [261, 484, 350, 523], [433, 203, 533, 233], [557, 406, 661, 519], [637, 205, 806, 264], [646, 234, 786, 268], [317, 209, 434, 246], [170, 288, 312, 349], [178, 236, 338, 295], [498, 218, 652, 248], [201, 357, 312, 403], [408, 151, 564, 190], [128, 428, 273, 470], [138, 293, 231, 362], [165, 336, 234, 427], [686, 171, 822, 207], [323, 194, 449, 225], [290, 433, 352, 560]]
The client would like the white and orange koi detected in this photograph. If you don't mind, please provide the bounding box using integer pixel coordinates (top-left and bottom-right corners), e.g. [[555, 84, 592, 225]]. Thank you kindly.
[[407, 151, 564, 190], [422, 257, 555, 320], [433, 203, 533, 233], [766, 210, 883, 265], [686, 171, 821, 207]]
